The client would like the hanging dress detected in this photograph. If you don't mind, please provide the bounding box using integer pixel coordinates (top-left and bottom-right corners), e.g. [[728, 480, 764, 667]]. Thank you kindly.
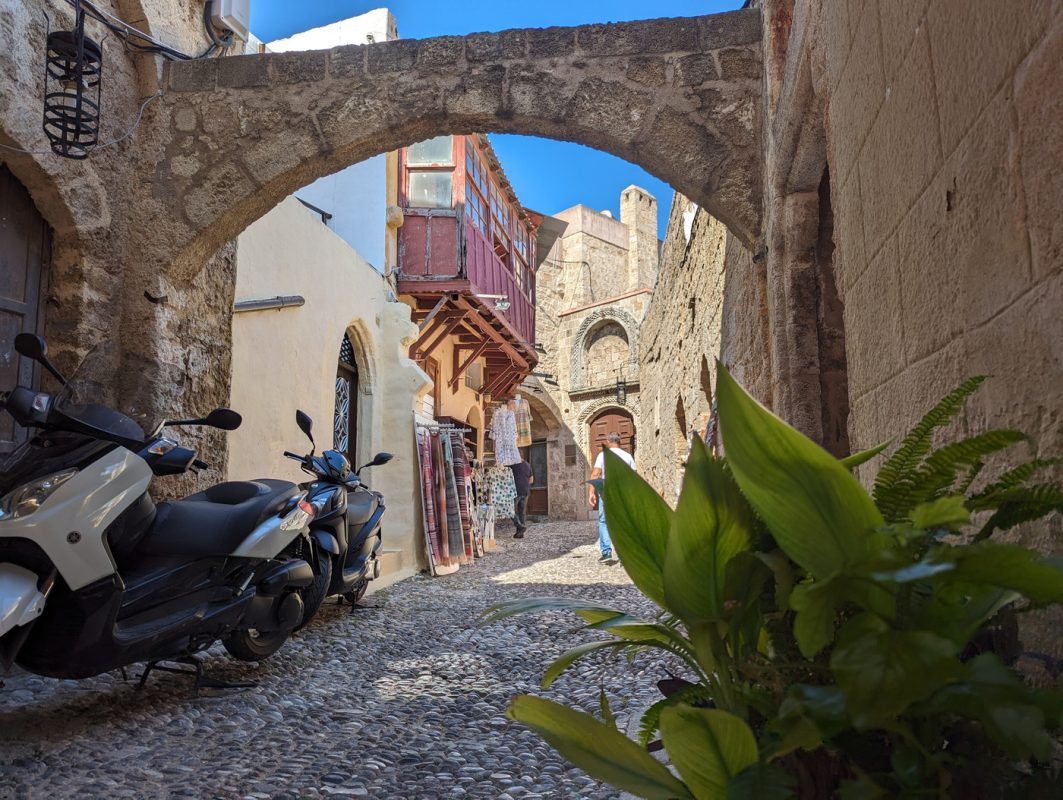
[[490, 406, 521, 466], [514, 396, 533, 448]]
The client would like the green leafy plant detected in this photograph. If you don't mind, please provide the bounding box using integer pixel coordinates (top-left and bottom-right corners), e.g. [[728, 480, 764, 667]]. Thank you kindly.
[[484, 368, 1063, 799]]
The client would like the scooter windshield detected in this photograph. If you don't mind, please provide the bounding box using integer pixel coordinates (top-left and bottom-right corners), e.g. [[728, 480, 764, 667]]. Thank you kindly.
[[53, 342, 151, 443]]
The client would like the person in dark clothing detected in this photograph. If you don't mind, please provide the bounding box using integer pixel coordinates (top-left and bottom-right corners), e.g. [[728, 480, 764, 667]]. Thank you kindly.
[[509, 459, 533, 538]]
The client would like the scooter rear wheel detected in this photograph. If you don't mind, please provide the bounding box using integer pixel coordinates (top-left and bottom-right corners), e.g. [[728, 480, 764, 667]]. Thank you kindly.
[[223, 627, 289, 662], [294, 550, 332, 631]]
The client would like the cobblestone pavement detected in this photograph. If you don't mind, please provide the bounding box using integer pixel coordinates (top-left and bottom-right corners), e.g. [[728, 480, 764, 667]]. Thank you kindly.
[[0, 522, 670, 800]]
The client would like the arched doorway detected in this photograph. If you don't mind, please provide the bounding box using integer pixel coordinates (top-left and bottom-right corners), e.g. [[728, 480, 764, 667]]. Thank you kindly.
[[588, 407, 636, 461], [0, 164, 52, 454], [334, 331, 360, 465]]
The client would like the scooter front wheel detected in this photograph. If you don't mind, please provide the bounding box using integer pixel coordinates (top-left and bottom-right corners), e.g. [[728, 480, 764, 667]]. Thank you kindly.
[[223, 627, 290, 662]]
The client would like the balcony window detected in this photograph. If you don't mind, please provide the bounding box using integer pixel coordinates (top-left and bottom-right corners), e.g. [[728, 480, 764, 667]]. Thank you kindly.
[[409, 170, 452, 208], [408, 136, 453, 165], [491, 183, 511, 259]]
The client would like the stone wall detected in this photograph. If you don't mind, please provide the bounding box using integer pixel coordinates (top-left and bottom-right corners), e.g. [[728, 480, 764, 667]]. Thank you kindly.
[[640, 0, 1062, 655]]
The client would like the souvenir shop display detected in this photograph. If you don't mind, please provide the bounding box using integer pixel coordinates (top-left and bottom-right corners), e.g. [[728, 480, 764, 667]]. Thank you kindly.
[[417, 421, 477, 575]]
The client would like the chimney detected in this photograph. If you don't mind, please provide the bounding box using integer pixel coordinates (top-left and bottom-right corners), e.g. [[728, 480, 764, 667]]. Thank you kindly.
[[620, 185, 658, 291]]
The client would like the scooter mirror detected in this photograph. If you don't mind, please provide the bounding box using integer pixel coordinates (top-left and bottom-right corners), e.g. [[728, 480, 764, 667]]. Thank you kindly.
[[14, 333, 67, 386], [371, 452, 394, 466], [205, 408, 242, 431], [14, 333, 47, 361], [296, 410, 314, 444]]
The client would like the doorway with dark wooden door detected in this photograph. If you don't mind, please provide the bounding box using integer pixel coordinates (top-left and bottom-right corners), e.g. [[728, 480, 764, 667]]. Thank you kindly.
[[588, 408, 636, 460], [0, 165, 52, 455], [525, 439, 548, 518]]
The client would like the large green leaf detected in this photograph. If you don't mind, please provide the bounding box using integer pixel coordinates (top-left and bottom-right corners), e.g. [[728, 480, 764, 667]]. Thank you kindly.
[[541, 640, 632, 688], [659, 705, 758, 799], [909, 495, 970, 530], [840, 441, 891, 471], [923, 654, 1054, 760], [601, 449, 674, 607], [482, 597, 625, 625], [789, 579, 845, 658], [947, 542, 1063, 603], [913, 581, 1018, 646], [508, 695, 692, 799], [830, 614, 962, 727], [665, 437, 753, 623], [716, 364, 883, 579]]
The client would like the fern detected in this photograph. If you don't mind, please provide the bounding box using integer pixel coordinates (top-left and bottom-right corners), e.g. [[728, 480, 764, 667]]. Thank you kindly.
[[874, 376, 988, 520], [894, 430, 1029, 517], [637, 683, 716, 746], [969, 458, 1063, 505], [974, 483, 1063, 541]]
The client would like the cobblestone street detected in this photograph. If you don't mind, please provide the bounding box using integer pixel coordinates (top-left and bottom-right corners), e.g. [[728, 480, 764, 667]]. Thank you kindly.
[[1, 522, 666, 800]]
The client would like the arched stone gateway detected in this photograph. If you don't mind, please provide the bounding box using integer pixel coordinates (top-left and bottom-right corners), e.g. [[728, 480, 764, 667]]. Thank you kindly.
[[150, 10, 764, 281]]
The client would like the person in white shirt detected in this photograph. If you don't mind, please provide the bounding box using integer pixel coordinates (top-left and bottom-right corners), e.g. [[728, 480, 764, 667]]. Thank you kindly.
[[587, 432, 636, 562]]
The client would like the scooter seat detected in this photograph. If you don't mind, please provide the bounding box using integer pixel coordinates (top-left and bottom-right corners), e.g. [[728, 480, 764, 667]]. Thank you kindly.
[[141, 479, 299, 558]]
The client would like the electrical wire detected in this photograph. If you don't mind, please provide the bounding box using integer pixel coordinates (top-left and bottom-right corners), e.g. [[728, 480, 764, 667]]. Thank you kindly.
[[62, 0, 233, 61], [0, 92, 161, 156]]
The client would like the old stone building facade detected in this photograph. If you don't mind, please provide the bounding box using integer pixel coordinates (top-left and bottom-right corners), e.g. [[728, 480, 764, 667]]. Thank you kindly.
[[534, 187, 659, 519]]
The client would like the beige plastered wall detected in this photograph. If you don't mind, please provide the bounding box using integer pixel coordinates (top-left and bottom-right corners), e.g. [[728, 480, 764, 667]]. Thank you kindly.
[[229, 197, 430, 585]]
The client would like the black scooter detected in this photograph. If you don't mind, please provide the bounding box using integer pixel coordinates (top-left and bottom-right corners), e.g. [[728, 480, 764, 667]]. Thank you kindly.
[[283, 411, 392, 626]]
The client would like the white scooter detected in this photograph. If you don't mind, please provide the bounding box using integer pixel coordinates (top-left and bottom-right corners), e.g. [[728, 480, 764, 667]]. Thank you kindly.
[[0, 334, 316, 681]]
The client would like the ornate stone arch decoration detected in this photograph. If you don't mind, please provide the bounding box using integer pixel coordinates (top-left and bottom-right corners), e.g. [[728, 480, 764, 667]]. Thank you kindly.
[[570, 307, 640, 389]]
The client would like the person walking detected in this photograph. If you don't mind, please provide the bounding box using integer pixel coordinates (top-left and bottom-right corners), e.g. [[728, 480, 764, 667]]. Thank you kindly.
[[510, 458, 533, 539], [587, 432, 635, 562]]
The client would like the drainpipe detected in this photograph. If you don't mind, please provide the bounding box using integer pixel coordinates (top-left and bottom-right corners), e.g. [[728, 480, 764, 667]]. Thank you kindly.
[[233, 295, 305, 313]]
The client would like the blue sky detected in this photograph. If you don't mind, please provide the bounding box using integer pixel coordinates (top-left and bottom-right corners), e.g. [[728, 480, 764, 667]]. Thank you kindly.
[[250, 1, 743, 237]]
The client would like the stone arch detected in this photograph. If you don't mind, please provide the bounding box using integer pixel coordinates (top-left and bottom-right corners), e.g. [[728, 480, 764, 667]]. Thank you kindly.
[[570, 307, 641, 389], [151, 10, 764, 282], [339, 319, 378, 466]]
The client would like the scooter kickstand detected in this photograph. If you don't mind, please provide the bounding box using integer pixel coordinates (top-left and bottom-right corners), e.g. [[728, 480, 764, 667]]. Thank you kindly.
[[136, 656, 256, 694]]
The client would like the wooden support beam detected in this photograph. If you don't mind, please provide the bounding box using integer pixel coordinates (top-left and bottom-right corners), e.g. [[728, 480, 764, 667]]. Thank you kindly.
[[449, 339, 491, 389], [483, 367, 518, 398], [409, 309, 459, 357], [454, 297, 528, 370], [417, 295, 448, 333], [417, 312, 468, 361]]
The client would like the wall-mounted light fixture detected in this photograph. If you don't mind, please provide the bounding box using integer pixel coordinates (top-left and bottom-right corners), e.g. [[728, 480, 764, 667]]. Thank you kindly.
[[43, 1, 103, 159], [475, 293, 510, 312], [616, 364, 627, 406]]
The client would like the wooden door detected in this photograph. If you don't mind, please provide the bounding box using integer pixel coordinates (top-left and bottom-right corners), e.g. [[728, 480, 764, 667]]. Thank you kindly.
[[589, 409, 636, 461], [0, 165, 51, 454], [526, 440, 548, 516]]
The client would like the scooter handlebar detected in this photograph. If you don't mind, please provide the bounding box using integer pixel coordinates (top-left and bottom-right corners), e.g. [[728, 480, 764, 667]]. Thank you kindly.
[[283, 451, 307, 462]]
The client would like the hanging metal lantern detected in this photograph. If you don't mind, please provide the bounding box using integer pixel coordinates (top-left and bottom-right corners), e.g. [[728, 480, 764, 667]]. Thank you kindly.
[[42, 2, 103, 159], [616, 377, 627, 406]]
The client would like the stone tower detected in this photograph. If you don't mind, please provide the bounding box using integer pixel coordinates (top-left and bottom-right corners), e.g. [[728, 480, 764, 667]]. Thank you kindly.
[[621, 185, 659, 291]]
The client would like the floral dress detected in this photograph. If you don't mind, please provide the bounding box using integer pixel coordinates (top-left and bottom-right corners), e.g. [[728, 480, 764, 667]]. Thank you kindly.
[[490, 406, 521, 466]]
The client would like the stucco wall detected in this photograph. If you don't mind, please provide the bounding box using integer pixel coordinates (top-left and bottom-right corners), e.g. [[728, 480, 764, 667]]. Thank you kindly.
[[230, 197, 428, 580], [268, 9, 398, 270]]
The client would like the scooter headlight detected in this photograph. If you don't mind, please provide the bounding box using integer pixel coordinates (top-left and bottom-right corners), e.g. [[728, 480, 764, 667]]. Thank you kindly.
[[0, 469, 78, 520]]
